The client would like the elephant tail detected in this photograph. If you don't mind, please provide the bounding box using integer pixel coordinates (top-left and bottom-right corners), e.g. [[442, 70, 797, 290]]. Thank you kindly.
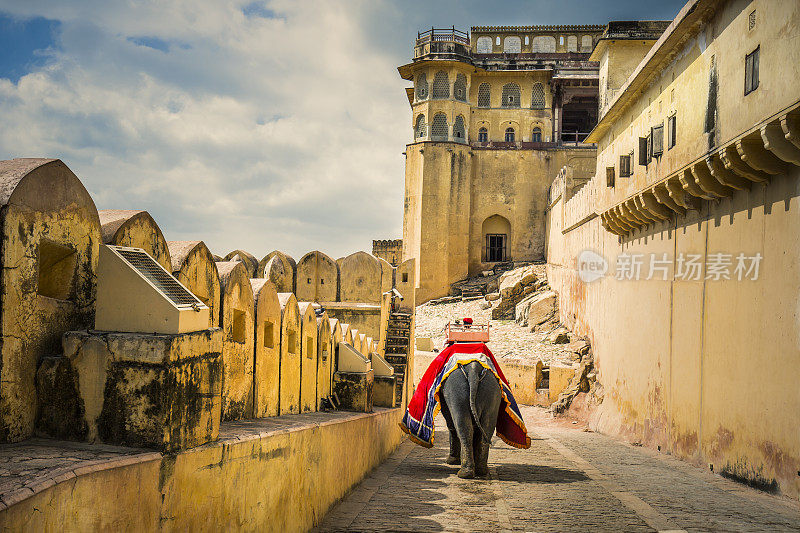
[[467, 363, 491, 444]]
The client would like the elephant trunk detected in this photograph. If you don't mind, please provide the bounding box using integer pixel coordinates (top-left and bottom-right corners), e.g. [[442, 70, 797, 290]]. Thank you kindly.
[[466, 364, 492, 444]]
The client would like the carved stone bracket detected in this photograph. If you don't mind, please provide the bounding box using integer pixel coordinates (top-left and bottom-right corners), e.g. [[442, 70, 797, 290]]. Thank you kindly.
[[599, 104, 800, 236]]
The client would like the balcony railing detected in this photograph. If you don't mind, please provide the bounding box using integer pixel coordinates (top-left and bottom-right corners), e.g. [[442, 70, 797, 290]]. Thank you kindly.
[[560, 132, 592, 144], [416, 27, 470, 47]]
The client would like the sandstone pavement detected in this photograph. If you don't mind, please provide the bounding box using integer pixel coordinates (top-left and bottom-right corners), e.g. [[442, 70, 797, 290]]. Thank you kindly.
[[317, 406, 800, 532]]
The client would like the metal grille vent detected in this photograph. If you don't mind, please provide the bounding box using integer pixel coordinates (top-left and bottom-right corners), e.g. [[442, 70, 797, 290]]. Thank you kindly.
[[114, 247, 202, 307]]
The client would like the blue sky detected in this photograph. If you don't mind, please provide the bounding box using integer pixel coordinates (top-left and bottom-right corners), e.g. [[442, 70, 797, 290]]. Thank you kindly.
[[0, 0, 686, 259]]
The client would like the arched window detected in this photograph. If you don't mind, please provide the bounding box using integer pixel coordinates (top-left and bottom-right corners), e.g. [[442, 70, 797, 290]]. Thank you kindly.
[[567, 35, 578, 52], [501, 83, 520, 108], [453, 73, 467, 102], [415, 114, 426, 139], [505, 127, 515, 142], [495, 36, 500, 46], [531, 82, 546, 109], [431, 113, 448, 140], [581, 35, 593, 52], [453, 115, 466, 141], [476, 36, 492, 53], [503, 36, 521, 53], [532, 36, 556, 53], [477, 83, 491, 108], [432, 71, 450, 99], [531, 127, 542, 142], [478, 127, 488, 143], [415, 73, 428, 100]]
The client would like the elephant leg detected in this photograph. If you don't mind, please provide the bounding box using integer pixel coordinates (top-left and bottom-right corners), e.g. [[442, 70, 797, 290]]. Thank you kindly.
[[440, 398, 460, 465], [474, 436, 491, 478], [455, 411, 476, 479], [475, 372, 502, 478]]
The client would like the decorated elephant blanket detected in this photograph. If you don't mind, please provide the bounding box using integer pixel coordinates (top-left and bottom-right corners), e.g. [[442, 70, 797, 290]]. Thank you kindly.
[[401, 342, 531, 449]]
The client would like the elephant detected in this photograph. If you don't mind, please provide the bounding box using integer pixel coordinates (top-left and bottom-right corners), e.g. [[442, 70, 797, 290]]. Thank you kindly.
[[440, 361, 502, 479]]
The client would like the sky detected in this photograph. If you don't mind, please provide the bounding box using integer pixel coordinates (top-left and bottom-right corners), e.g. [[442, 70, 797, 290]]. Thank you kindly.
[[0, 0, 686, 260]]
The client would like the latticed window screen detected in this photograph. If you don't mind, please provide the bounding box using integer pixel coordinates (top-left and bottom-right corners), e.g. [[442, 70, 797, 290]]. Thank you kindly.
[[432, 71, 450, 99], [531, 82, 545, 109], [505, 127, 515, 142], [531, 127, 542, 142], [478, 127, 488, 143], [415, 114, 426, 139], [453, 115, 466, 141], [477, 83, 491, 107], [453, 74, 467, 102], [415, 73, 428, 100], [431, 113, 449, 140], [581, 35, 593, 52], [501, 83, 521, 108]]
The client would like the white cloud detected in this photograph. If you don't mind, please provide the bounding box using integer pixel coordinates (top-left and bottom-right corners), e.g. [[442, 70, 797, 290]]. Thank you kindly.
[[0, 0, 412, 259]]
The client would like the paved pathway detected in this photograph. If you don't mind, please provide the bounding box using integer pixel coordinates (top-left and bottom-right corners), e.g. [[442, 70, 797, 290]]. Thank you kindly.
[[317, 407, 800, 532]]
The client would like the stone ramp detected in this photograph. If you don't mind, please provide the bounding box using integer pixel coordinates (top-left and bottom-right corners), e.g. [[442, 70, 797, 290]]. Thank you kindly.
[[317, 406, 800, 532]]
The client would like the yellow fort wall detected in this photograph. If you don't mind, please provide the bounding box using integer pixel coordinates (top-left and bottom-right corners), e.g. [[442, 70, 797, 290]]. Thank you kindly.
[[404, 142, 595, 302], [278, 293, 302, 415], [0, 159, 101, 443], [546, 0, 800, 499], [216, 261, 255, 420], [298, 302, 319, 413], [251, 279, 281, 418], [98, 210, 172, 272], [0, 409, 404, 532]]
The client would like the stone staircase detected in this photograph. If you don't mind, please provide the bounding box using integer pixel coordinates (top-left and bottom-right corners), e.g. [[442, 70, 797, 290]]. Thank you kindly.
[[384, 311, 412, 407]]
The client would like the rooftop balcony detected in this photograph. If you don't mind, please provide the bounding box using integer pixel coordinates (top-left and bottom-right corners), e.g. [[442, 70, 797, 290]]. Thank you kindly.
[[414, 27, 472, 62]]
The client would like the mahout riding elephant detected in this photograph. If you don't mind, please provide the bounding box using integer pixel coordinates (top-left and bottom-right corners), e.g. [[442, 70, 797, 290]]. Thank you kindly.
[[440, 361, 502, 478]]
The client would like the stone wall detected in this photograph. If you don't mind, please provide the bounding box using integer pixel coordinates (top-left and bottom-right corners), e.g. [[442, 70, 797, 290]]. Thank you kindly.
[[0, 157, 416, 526], [216, 261, 255, 420], [0, 409, 404, 532], [0, 159, 101, 443], [544, 0, 800, 500]]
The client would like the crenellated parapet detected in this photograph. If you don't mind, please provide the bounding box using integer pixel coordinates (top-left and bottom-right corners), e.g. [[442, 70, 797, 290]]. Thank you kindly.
[[0, 157, 416, 455]]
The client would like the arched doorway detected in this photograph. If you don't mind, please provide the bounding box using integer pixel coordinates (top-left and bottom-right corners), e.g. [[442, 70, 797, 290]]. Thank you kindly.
[[482, 215, 511, 263]]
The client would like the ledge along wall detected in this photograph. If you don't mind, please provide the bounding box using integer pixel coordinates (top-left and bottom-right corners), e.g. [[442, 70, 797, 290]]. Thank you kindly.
[[0, 409, 404, 532]]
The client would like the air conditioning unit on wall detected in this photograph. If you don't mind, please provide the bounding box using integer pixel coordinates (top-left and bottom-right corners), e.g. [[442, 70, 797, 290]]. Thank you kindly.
[[95, 245, 210, 334]]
